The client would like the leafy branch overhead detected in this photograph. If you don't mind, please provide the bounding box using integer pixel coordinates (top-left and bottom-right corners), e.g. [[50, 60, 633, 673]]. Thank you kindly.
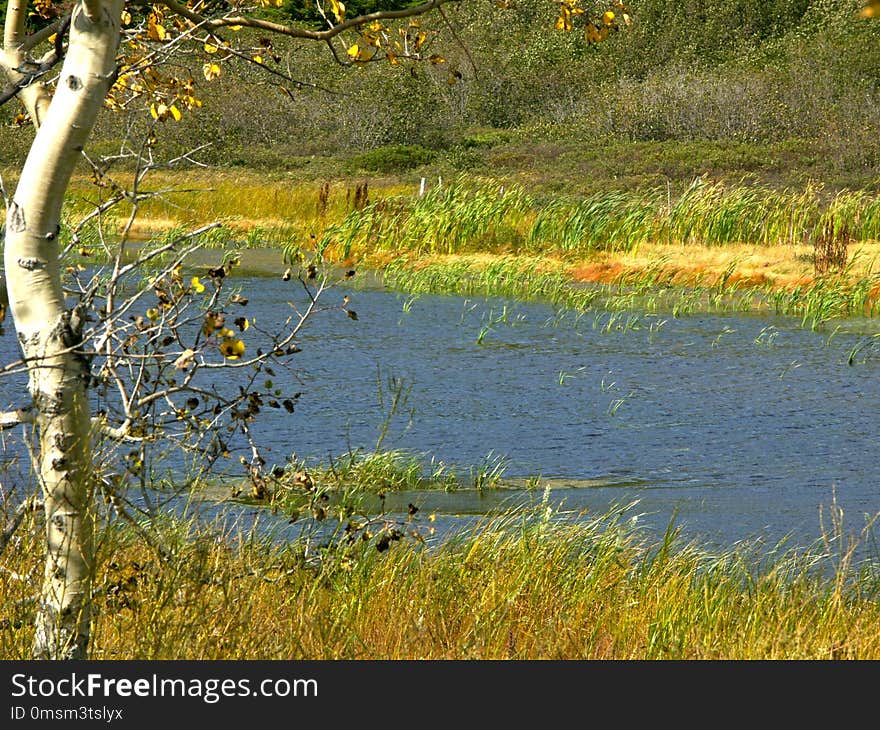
[[4, 0, 626, 124]]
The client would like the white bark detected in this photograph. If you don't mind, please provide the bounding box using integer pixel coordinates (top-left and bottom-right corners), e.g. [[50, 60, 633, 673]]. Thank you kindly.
[[2, 0, 52, 125], [4, 0, 122, 660]]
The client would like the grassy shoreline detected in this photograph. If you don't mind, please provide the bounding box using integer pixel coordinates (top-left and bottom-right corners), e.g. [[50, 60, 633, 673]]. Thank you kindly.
[[42, 169, 880, 309], [3, 501, 880, 659]]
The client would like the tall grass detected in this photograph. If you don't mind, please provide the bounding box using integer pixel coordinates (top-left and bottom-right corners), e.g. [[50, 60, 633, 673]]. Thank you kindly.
[[56, 171, 880, 326], [323, 177, 880, 260], [62, 170, 880, 264], [63, 172, 411, 249], [768, 270, 880, 329], [3, 500, 879, 659], [382, 256, 763, 319], [323, 177, 534, 259], [528, 191, 660, 253]]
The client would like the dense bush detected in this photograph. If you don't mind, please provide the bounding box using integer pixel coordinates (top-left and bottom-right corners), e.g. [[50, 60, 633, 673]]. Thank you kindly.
[[348, 144, 438, 172]]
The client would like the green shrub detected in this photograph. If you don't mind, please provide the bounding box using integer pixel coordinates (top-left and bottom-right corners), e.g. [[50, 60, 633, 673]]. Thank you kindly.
[[348, 144, 438, 173]]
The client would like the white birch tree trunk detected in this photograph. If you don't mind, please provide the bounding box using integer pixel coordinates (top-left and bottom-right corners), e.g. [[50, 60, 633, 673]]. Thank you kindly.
[[3, 0, 121, 659]]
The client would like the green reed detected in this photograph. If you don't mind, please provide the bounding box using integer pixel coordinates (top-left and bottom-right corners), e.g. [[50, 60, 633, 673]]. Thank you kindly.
[[382, 253, 880, 330], [527, 191, 660, 253], [64, 171, 880, 261], [323, 176, 880, 261], [323, 176, 534, 259], [383, 256, 771, 320]]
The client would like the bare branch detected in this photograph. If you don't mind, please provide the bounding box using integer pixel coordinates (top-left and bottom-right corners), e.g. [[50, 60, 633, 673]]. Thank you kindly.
[[116, 222, 222, 279], [91, 415, 137, 441], [206, 41, 344, 96], [438, 4, 478, 78], [20, 18, 66, 53], [0, 407, 34, 429], [0, 496, 42, 559], [0, 14, 70, 109]]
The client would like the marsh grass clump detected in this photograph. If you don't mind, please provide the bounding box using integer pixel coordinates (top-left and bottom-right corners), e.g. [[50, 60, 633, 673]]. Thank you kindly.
[[382, 256, 766, 320], [528, 192, 661, 254], [61, 171, 880, 283], [324, 177, 535, 258], [311, 448, 459, 493], [3, 500, 880, 659], [324, 177, 880, 265], [813, 216, 851, 275], [768, 268, 880, 329]]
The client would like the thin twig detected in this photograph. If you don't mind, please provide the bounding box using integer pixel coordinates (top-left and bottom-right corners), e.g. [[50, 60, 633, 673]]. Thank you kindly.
[[0, 496, 42, 559]]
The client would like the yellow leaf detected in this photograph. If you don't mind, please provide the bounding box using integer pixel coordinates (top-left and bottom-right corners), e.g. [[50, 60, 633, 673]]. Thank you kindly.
[[329, 0, 346, 21], [220, 338, 246, 359], [120, 10, 131, 24], [229, 25, 242, 31], [253, 54, 263, 64], [203, 311, 225, 336], [429, 54, 446, 64], [169, 105, 182, 121], [191, 276, 205, 293], [602, 10, 616, 25], [150, 103, 159, 120], [148, 21, 166, 41], [203, 63, 221, 81], [204, 42, 219, 53], [556, 7, 572, 31], [347, 44, 360, 60], [146, 308, 160, 321]]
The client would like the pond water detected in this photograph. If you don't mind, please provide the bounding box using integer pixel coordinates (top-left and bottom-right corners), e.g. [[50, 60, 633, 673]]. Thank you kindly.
[[5, 263, 880, 557], [193, 270, 880, 557]]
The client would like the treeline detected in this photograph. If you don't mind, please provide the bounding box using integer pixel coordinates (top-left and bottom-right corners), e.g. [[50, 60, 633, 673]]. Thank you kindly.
[[3, 0, 880, 188], [159, 0, 880, 162]]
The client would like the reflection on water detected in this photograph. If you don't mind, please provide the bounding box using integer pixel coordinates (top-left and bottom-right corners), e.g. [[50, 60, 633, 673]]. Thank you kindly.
[[4, 264, 880, 556]]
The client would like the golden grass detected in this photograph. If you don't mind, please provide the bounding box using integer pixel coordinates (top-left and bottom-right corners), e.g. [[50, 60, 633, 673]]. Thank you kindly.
[[3, 507, 880, 660], [4, 167, 877, 296], [62, 170, 410, 239], [572, 241, 880, 290]]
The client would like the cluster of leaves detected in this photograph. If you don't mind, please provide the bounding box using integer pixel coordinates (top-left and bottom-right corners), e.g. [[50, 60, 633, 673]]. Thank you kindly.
[[555, 0, 629, 42], [280, 0, 414, 24], [238, 458, 435, 564]]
